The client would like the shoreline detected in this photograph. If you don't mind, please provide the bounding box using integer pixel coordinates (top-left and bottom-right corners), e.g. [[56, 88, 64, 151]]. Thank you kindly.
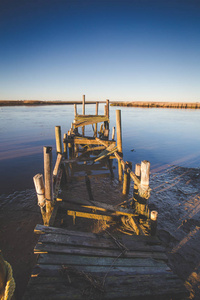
[[0, 100, 200, 109]]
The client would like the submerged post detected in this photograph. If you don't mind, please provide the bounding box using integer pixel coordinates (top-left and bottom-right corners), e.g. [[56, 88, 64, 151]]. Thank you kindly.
[[43, 146, 54, 225], [116, 110, 123, 181], [55, 126, 62, 154]]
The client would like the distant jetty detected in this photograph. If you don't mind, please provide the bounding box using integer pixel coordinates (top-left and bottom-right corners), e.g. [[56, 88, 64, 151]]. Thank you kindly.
[[111, 101, 200, 109]]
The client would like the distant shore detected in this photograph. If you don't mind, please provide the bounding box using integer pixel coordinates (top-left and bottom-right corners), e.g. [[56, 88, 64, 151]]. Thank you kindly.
[[0, 100, 200, 109], [111, 101, 200, 109], [0, 100, 101, 106]]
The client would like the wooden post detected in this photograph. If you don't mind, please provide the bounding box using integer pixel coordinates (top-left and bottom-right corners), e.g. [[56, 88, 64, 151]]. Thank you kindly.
[[33, 174, 46, 207], [63, 133, 68, 159], [74, 104, 77, 117], [112, 127, 115, 140], [43, 146, 54, 225], [141, 160, 150, 188], [82, 94, 85, 115], [106, 99, 109, 118], [133, 163, 141, 209], [116, 110, 123, 181], [122, 162, 132, 195], [150, 210, 158, 236], [82, 95, 85, 136], [135, 163, 141, 177], [33, 173, 46, 223], [55, 126, 62, 154], [116, 110, 122, 153], [95, 101, 99, 137]]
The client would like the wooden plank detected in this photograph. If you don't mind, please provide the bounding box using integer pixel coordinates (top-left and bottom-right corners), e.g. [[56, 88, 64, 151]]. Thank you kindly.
[[34, 243, 168, 261], [31, 263, 171, 277], [93, 146, 118, 163], [67, 210, 115, 222], [37, 232, 165, 252], [34, 224, 162, 246], [73, 136, 115, 146], [38, 253, 167, 267], [60, 199, 138, 217], [74, 115, 109, 127]]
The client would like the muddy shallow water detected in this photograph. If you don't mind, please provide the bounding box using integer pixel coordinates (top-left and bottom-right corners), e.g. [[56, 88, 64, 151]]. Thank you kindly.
[[0, 165, 200, 299]]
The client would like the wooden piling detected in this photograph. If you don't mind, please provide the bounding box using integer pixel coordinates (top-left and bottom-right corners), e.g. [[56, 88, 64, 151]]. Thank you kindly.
[[82, 95, 85, 135], [106, 99, 109, 118], [95, 102, 99, 137], [43, 146, 54, 225], [55, 126, 62, 154], [33, 173, 46, 223], [112, 127, 115, 140], [33, 174, 46, 208], [82, 94, 85, 115], [122, 162, 132, 195], [63, 133, 68, 159], [116, 110, 122, 153], [74, 104, 77, 117], [135, 163, 141, 177], [141, 160, 150, 188], [116, 110, 123, 181]]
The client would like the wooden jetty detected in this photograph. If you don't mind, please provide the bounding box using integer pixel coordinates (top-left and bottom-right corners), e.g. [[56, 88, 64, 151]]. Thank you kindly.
[[24, 96, 189, 299]]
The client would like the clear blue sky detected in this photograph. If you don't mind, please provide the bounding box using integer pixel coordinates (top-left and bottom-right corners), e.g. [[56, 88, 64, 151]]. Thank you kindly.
[[0, 0, 200, 102]]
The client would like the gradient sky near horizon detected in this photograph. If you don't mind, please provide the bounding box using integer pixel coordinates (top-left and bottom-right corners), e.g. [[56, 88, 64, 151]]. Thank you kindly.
[[0, 0, 200, 102]]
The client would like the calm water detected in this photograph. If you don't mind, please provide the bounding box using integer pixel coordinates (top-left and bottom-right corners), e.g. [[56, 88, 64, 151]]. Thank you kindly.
[[0, 104, 200, 194]]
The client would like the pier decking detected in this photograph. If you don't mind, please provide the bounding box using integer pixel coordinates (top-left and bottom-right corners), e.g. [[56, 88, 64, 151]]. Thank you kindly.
[[23, 224, 187, 300], [26, 96, 189, 299]]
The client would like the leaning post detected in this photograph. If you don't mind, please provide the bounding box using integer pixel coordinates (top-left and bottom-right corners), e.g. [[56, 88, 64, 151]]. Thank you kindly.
[[43, 146, 54, 225], [55, 126, 62, 154], [116, 110, 123, 181]]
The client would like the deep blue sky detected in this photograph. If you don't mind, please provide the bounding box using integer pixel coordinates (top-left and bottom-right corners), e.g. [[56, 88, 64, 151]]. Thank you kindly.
[[0, 0, 200, 102]]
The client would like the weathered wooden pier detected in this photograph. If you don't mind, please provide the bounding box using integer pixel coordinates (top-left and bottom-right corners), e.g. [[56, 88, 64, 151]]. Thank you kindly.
[[24, 96, 188, 299]]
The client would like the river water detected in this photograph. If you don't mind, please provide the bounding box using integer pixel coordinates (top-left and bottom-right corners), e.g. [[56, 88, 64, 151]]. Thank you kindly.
[[0, 104, 200, 195]]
